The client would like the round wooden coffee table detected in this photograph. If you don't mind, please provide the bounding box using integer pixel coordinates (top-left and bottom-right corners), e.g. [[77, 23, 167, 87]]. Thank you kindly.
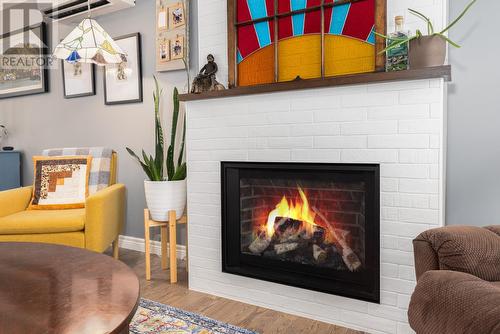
[[0, 242, 140, 334]]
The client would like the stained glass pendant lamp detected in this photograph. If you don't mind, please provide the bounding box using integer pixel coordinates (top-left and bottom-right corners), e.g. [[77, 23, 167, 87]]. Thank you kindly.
[[53, 0, 126, 65]]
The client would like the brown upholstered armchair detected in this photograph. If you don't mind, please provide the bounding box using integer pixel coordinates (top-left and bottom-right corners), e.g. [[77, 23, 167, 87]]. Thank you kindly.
[[408, 225, 500, 334]]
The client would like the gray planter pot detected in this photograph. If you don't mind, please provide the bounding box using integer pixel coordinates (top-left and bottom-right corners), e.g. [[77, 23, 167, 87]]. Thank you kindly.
[[409, 35, 446, 69]]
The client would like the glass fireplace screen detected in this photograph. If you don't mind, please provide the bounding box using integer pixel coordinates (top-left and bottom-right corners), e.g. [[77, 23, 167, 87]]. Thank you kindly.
[[240, 177, 367, 272]]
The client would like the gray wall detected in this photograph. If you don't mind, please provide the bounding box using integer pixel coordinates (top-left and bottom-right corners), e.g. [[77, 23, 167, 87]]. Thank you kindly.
[[0, 0, 198, 242], [447, 0, 500, 226]]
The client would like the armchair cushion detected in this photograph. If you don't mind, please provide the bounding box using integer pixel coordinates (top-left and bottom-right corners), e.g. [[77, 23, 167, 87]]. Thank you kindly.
[[486, 225, 500, 237], [0, 209, 85, 234], [409, 270, 500, 334], [415, 226, 500, 281]]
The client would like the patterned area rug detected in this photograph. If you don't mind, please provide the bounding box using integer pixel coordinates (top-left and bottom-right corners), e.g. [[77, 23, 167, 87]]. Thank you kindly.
[[130, 299, 259, 334]]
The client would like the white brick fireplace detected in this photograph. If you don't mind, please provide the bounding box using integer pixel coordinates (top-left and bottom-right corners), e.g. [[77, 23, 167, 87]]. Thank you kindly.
[[184, 78, 446, 334], [184, 1, 447, 333]]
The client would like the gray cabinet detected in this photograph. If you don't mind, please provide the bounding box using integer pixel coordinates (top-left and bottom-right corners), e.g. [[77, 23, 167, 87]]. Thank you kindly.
[[0, 151, 21, 191]]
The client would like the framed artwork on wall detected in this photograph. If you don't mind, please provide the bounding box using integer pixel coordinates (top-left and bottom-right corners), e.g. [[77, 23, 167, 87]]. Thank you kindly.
[[0, 23, 49, 99], [156, 0, 189, 72], [227, 0, 387, 88], [104, 33, 143, 105], [158, 39, 170, 63], [158, 6, 168, 30], [168, 3, 186, 29], [170, 35, 184, 60], [62, 61, 95, 98]]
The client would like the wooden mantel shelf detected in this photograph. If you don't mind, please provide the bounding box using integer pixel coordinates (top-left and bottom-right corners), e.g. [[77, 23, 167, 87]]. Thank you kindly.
[[179, 65, 451, 102]]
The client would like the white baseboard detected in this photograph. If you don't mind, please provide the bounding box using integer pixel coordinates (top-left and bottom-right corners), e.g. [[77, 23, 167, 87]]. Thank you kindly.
[[118, 235, 186, 260]]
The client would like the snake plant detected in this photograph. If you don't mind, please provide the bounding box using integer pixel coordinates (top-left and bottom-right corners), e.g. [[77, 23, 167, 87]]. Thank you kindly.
[[127, 76, 186, 181], [166, 87, 187, 181], [376, 0, 477, 54]]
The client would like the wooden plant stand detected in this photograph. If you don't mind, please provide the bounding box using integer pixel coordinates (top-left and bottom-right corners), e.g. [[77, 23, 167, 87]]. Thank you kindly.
[[144, 209, 187, 283]]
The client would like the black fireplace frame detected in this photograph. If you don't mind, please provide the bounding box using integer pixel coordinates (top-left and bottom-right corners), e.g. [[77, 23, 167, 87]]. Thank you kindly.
[[221, 161, 380, 303]]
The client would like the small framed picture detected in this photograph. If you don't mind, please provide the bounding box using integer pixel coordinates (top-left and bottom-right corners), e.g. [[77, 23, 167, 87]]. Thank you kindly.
[[158, 39, 170, 63], [62, 61, 95, 98], [157, 7, 168, 30], [104, 33, 143, 105], [168, 3, 185, 29], [0, 23, 49, 99], [170, 35, 184, 60]]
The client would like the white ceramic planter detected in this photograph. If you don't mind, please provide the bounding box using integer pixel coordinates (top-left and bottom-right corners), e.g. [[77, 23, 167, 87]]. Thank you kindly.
[[144, 179, 187, 221]]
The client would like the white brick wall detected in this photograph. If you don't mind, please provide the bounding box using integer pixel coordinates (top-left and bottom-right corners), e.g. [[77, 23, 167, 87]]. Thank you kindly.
[[186, 1, 447, 333]]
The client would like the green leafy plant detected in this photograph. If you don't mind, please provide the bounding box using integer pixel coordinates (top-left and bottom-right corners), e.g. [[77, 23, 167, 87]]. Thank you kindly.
[[126, 76, 186, 181], [166, 87, 187, 181], [376, 0, 477, 53]]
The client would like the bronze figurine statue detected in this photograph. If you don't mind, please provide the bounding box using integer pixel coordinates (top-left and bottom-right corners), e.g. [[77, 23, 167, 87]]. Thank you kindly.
[[191, 54, 225, 94]]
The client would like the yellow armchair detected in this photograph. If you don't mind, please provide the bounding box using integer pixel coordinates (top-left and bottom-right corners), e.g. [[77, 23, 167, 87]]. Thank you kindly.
[[0, 152, 125, 258], [0, 186, 31, 218], [85, 183, 126, 255]]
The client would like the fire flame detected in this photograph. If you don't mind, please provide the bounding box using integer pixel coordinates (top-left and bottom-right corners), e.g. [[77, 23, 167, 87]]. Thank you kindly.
[[265, 187, 317, 237]]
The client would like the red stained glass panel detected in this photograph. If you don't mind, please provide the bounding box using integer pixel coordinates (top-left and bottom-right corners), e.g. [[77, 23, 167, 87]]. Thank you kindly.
[[277, 0, 291, 14], [342, 0, 375, 40], [278, 15, 293, 40], [304, 9, 321, 34], [237, 25, 260, 58]]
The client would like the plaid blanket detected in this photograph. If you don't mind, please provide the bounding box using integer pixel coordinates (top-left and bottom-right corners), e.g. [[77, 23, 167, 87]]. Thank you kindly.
[[42, 147, 113, 195]]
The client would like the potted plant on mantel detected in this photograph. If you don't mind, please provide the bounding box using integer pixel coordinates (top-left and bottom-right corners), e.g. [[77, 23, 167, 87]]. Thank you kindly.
[[127, 77, 187, 221], [377, 0, 477, 69]]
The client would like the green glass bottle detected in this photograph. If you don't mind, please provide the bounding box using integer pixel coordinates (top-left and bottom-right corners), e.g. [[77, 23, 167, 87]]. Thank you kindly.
[[386, 16, 410, 72]]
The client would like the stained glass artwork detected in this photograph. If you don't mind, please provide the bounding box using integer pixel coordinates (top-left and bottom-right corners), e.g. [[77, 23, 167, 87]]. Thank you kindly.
[[235, 0, 378, 86], [53, 18, 127, 66]]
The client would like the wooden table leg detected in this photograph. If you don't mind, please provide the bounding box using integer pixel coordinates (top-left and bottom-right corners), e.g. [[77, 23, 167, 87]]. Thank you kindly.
[[168, 210, 177, 283], [144, 209, 151, 281], [112, 238, 119, 260], [185, 223, 189, 273], [118, 324, 131, 334], [161, 225, 168, 270]]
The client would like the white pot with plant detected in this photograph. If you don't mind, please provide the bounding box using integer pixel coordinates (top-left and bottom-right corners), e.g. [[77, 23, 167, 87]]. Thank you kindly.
[[377, 0, 477, 69], [127, 77, 187, 221]]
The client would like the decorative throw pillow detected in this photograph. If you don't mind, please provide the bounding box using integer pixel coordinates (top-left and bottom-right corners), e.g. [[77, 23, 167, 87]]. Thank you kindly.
[[42, 147, 113, 194], [29, 156, 92, 210]]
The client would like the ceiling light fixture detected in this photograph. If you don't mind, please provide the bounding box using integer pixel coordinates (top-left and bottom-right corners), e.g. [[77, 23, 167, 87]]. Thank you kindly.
[[52, 0, 126, 65]]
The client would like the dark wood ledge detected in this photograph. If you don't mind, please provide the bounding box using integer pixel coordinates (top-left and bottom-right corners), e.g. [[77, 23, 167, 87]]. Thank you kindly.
[[179, 65, 451, 102]]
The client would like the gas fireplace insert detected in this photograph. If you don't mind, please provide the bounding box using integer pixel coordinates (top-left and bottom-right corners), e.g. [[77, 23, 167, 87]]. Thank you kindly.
[[221, 162, 380, 303]]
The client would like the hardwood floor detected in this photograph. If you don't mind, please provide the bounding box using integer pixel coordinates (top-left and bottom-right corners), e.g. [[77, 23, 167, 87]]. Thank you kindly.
[[115, 248, 365, 334]]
